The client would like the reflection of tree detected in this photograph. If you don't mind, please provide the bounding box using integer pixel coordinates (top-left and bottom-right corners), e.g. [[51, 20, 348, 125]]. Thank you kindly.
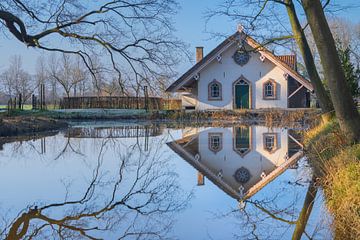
[[291, 176, 318, 240], [1, 136, 189, 240], [53, 135, 85, 161], [217, 174, 322, 240]]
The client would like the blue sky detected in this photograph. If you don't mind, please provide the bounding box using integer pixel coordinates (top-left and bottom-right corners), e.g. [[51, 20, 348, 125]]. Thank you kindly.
[[0, 0, 359, 75]]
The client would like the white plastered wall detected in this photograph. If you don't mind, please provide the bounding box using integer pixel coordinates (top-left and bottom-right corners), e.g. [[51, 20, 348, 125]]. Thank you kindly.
[[195, 126, 288, 192], [184, 43, 289, 110]]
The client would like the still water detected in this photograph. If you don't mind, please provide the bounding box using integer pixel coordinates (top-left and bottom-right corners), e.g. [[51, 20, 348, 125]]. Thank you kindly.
[[0, 122, 332, 239]]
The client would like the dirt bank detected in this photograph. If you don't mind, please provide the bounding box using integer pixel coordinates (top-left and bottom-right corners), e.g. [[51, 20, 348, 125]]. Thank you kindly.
[[0, 116, 68, 137]]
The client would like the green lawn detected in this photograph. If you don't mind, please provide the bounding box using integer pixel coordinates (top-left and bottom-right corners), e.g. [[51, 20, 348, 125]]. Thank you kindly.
[[0, 104, 33, 110]]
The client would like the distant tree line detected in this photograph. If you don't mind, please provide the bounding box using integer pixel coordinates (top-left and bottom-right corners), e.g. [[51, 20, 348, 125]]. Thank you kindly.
[[0, 0, 190, 106], [0, 53, 175, 107]]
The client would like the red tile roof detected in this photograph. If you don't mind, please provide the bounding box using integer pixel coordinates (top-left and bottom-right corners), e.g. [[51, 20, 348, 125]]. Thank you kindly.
[[278, 55, 297, 70]]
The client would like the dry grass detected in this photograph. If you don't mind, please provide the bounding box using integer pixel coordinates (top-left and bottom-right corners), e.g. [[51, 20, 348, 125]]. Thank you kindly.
[[322, 145, 360, 239], [163, 109, 317, 128], [305, 120, 360, 239]]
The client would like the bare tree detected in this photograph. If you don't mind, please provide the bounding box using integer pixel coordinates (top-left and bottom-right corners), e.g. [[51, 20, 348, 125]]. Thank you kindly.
[[1, 55, 34, 106], [103, 76, 123, 96], [35, 55, 47, 88], [1, 70, 13, 97], [207, 0, 360, 142], [1, 134, 190, 240], [49, 54, 86, 100], [71, 56, 88, 97], [302, 0, 360, 143], [0, 0, 190, 91], [283, 0, 334, 117], [46, 54, 60, 106], [206, 0, 334, 116]]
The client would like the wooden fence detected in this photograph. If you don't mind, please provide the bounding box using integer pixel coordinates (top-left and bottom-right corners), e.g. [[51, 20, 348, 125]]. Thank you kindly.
[[59, 96, 181, 110]]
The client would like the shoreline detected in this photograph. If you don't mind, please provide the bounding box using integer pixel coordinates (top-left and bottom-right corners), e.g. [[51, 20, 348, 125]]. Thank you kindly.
[[0, 108, 319, 137], [304, 119, 359, 239], [0, 116, 68, 137]]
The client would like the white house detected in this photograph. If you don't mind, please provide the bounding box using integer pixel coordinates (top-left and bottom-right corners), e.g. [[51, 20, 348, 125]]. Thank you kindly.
[[166, 27, 314, 110], [167, 126, 304, 201]]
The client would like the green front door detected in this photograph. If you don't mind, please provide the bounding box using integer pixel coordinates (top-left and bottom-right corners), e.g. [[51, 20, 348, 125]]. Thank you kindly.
[[235, 84, 249, 109]]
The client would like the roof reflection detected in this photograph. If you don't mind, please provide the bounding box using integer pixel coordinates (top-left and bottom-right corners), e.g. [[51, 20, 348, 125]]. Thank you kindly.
[[167, 125, 304, 201]]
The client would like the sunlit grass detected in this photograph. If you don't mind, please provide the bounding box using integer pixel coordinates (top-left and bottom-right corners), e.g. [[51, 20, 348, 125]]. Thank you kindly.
[[0, 104, 33, 110], [323, 144, 360, 240], [305, 120, 360, 239]]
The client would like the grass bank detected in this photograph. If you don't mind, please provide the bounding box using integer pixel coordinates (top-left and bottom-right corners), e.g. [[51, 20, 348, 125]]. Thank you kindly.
[[304, 120, 360, 239]]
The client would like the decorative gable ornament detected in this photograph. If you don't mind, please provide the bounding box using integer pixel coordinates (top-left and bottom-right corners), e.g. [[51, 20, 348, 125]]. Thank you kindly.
[[237, 24, 244, 33], [283, 73, 289, 80], [238, 200, 246, 210], [259, 54, 266, 62], [194, 73, 200, 80], [217, 170, 223, 179], [233, 40, 250, 66], [238, 185, 245, 198]]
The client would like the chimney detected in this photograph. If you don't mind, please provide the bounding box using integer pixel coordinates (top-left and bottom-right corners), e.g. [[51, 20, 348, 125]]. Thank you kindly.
[[196, 47, 204, 63], [197, 172, 205, 186]]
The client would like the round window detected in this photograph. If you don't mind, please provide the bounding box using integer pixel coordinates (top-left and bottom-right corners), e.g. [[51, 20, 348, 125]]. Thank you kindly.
[[234, 167, 251, 183], [233, 50, 250, 66]]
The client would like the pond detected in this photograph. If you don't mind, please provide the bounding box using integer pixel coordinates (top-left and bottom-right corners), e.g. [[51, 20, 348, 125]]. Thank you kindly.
[[0, 121, 332, 239]]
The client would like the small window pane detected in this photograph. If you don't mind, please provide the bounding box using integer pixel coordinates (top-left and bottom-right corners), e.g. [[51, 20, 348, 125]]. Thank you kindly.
[[209, 133, 222, 152], [265, 82, 274, 97], [264, 135, 276, 152], [209, 82, 221, 99], [211, 136, 220, 150]]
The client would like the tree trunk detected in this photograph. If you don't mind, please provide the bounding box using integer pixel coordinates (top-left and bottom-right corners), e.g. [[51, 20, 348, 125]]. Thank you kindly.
[[292, 176, 318, 240], [302, 0, 360, 143], [285, 0, 334, 117], [65, 91, 70, 109]]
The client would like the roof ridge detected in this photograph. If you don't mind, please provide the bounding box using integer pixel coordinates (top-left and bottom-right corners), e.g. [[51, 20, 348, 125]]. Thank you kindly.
[[166, 30, 313, 92]]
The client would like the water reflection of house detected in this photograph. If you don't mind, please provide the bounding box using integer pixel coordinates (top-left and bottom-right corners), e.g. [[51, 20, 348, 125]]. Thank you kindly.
[[167, 126, 303, 201]]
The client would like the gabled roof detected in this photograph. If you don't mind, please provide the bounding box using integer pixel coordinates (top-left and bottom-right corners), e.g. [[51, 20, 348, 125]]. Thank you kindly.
[[278, 55, 297, 70], [166, 30, 313, 92], [167, 135, 304, 201]]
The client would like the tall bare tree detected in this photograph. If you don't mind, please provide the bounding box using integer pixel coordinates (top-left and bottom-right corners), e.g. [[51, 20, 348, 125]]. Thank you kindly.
[[1, 55, 34, 106], [208, 0, 359, 142], [207, 0, 334, 116], [0, 132, 189, 240], [49, 54, 86, 100], [0, 0, 189, 90], [302, 0, 360, 143], [284, 0, 334, 117]]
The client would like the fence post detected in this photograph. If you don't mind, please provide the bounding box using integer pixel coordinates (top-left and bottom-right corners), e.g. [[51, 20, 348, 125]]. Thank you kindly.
[[42, 83, 46, 110], [143, 86, 148, 112], [40, 84, 43, 110], [7, 99, 11, 115], [32, 94, 36, 110]]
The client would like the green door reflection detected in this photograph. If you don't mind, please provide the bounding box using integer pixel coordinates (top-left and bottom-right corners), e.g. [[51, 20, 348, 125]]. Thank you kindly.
[[234, 126, 250, 155]]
